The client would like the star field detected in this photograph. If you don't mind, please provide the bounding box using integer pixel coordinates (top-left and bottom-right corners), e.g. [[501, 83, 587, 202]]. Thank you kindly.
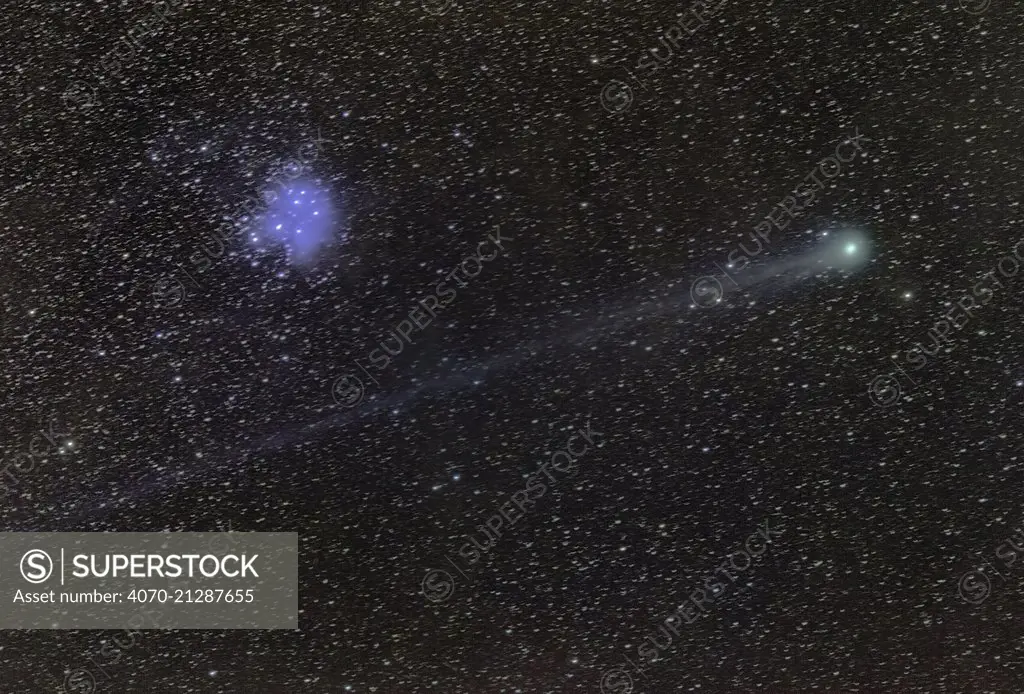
[[1, 0, 1023, 692]]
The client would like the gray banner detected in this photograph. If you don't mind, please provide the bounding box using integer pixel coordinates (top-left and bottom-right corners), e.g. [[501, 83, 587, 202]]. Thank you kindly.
[[0, 533, 297, 629]]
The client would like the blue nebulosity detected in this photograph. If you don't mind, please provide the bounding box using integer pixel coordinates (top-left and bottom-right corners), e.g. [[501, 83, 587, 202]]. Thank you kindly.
[[252, 179, 337, 264]]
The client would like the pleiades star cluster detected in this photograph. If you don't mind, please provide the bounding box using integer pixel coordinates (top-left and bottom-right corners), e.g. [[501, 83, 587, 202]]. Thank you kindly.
[[1, 0, 1022, 692], [251, 180, 339, 265]]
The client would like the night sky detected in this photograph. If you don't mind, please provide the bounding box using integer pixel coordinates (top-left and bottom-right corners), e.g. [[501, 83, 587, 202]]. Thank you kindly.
[[2, 0, 1023, 691]]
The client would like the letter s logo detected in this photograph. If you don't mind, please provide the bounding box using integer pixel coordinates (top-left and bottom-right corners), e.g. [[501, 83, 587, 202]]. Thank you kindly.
[[20, 549, 53, 584]]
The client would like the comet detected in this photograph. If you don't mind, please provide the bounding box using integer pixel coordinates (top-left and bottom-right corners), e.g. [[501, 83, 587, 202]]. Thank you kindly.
[[691, 226, 873, 306]]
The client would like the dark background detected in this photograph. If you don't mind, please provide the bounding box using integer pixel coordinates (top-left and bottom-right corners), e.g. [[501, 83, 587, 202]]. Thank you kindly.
[[1, 0, 1023, 691]]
